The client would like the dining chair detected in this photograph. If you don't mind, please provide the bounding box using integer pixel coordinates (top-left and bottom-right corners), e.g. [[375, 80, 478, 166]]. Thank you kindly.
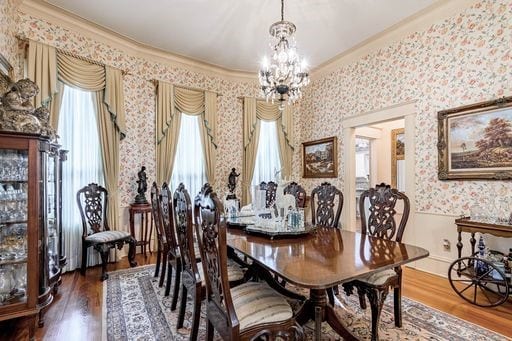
[[259, 180, 277, 208], [311, 182, 343, 228], [310, 182, 344, 303], [342, 183, 410, 341], [159, 183, 183, 308], [195, 183, 304, 341], [174, 183, 245, 341], [284, 181, 307, 208], [149, 183, 168, 287], [76, 183, 137, 281]]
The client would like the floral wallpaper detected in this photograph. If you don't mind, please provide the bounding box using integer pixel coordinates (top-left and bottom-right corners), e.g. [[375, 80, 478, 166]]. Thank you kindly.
[[0, 0, 21, 78], [10, 0, 510, 220], [15, 11, 303, 209], [300, 0, 512, 215]]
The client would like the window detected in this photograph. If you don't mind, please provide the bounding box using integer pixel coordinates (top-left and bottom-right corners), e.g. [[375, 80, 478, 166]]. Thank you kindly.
[[171, 113, 207, 199], [58, 84, 104, 271], [251, 120, 281, 187]]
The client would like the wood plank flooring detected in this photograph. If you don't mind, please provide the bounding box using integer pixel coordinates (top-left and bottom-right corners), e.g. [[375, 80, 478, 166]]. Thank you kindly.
[[2, 254, 511, 340]]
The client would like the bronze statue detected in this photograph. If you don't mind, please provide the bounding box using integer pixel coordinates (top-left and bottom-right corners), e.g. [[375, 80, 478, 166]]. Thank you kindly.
[[226, 167, 239, 200], [0, 78, 55, 138], [134, 166, 148, 204]]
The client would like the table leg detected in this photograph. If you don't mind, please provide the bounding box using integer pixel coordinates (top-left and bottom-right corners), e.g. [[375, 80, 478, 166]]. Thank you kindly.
[[141, 212, 145, 256], [144, 212, 149, 256], [148, 214, 153, 254], [295, 289, 358, 341]]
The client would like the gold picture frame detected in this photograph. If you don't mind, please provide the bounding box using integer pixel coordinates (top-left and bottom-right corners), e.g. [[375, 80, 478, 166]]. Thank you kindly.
[[438, 96, 512, 180], [391, 128, 404, 188], [302, 136, 338, 178]]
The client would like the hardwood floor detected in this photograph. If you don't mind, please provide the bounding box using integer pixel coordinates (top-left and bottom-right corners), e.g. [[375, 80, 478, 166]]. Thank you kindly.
[[2, 255, 511, 340]]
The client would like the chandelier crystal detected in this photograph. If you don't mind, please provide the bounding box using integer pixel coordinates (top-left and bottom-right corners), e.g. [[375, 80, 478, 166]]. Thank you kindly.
[[258, 0, 309, 109]]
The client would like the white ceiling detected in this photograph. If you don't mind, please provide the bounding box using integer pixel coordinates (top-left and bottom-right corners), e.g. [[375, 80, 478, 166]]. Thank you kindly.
[[45, 0, 437, 72]]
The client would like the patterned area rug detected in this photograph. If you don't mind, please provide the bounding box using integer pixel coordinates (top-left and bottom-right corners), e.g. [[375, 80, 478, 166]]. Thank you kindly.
[[103, 265, 506, 340]]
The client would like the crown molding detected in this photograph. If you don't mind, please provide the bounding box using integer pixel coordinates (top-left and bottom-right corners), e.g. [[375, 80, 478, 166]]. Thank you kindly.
[[19, 0, 258, 83], [19, 0, 478, 84], [310, 0, 479, 80]]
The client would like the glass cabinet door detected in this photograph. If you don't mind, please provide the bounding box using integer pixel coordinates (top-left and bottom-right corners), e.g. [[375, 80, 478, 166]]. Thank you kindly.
[[46, 150, 60, 282], [0, 149, 28, 306]]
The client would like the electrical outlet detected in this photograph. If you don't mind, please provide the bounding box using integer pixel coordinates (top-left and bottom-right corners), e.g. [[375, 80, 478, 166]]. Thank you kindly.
[[443, 239, 451, 251]]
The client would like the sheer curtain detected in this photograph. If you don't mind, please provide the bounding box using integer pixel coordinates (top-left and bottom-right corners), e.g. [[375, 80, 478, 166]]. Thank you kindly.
[[171, 113, 207, 199], [58, 84, 104, 272], [251, 120, 282, 187]]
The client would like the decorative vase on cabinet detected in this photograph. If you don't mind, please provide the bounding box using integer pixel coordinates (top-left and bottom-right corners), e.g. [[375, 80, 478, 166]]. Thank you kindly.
[[0, 131, 65, 336]]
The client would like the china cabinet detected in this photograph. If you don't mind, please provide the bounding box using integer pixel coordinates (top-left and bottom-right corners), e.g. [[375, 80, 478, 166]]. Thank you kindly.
[[0, 131, 65, 335]]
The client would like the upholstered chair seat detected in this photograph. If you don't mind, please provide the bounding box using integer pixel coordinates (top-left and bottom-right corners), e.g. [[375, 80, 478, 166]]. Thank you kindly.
[[85, 230, 131, 243], [231, 282, 293, 331], [354, 269, 397, 286], [196, 259, 246, 285]]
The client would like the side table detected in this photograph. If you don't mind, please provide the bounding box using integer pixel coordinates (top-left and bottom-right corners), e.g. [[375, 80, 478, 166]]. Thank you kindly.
[[129, 203, 153, 256]]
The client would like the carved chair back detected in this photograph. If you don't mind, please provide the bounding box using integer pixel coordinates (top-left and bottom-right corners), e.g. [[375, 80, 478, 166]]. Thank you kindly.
[[173, 183, 200, 280], [195, 183, 240, 339], [265, 181, 278, 208], [160, 183, 179, 254], [150, 182, 167, 250], [311, 182, 343, 228], [284, 181, 307, 208], [76, 183, 110, 238], [359, 183, 410, 242]]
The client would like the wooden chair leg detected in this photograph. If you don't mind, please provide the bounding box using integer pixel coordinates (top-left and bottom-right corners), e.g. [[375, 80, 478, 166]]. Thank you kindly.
[[159, 251, 168, 287], [127, 237, 137, 267], [99, 248, 110, 281], [154, 241, 161, 278], [190, 287, 201, 341], [365, 287, 388, 341], [206, 320, 214, 341], [171, 260, 182, 311], [164, 260, 173, 296], [177, 285, 187, 329], [80, 245, 88, 275], [394, 285, 402, 327]]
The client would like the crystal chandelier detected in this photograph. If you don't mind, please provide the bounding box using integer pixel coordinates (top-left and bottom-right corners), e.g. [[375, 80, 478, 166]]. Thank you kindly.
[[258, 0, 309, 109]]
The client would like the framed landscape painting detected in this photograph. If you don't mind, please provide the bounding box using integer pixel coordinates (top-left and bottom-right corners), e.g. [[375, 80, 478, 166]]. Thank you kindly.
[[438, 96, 512, 180], [302, 136, 338, 178]]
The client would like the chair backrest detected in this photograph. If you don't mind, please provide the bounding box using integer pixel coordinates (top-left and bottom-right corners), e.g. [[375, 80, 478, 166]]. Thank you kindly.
[[359, 183, 410, 242], [284, 181, 307, 208], [311, 182, 343, 228], [160, 183, 179, 254], [150, 182, 167, 249], [173, 183, 200, 280], [195, 183, 239, 339], [265, 181, 277, 208], [76, 183, 109, 238]]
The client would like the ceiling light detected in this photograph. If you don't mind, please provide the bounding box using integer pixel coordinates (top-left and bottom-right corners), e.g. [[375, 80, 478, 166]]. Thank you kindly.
[[258, 0, 309, 109]]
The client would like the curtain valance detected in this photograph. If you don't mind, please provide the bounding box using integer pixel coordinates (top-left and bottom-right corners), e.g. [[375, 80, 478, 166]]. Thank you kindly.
[[156, 81, 218, 185], [242, 97, 295, 204]]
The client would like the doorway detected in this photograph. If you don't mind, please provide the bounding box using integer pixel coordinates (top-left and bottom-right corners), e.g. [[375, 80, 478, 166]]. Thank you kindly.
[[341, 102, 417, 244]]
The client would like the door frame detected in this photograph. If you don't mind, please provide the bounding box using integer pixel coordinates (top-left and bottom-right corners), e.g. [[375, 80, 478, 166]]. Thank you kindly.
[[341, 101, 417, 244]]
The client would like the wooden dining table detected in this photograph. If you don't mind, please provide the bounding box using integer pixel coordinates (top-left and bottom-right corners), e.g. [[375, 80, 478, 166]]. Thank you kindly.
[[226, 224, 429, 340]]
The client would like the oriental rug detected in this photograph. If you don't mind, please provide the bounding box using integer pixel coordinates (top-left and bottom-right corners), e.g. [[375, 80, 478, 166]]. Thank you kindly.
[[102, 265, 507, 340]]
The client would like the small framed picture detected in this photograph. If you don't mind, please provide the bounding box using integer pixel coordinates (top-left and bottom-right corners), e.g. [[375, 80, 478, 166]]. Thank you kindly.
[[438, 96, 512, 180], [302, 136, 338, 178]]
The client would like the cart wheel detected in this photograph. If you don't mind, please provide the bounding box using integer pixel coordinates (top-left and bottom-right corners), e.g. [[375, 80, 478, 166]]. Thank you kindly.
[[448, 256, 509, 307]]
